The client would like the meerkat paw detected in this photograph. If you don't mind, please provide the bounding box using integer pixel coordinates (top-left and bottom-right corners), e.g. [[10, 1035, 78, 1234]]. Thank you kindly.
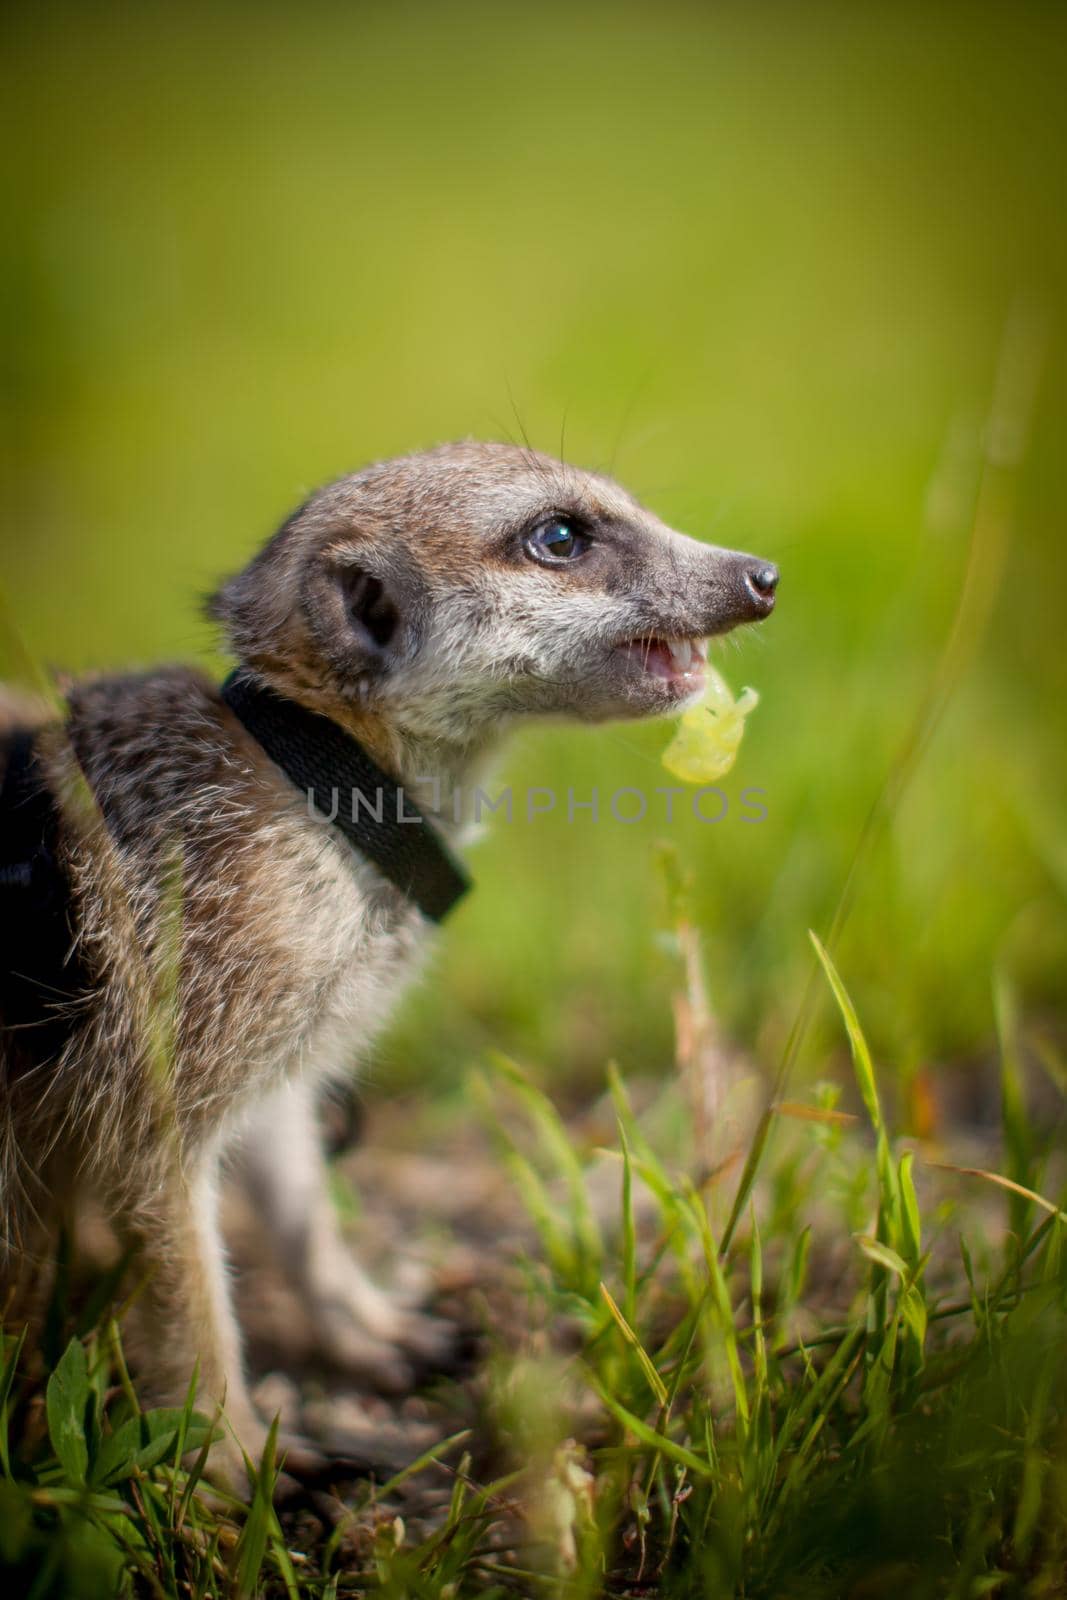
[[311, 1273, 460, 1388], [197, 1424, 263, 1503], [388, 1307, 460, 1372], [198, 1413, 369, 1506], [313, 1308, 420, 1391]]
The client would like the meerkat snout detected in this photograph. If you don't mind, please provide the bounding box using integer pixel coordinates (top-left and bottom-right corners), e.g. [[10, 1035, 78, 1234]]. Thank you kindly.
[[210, 440, 778, 742]]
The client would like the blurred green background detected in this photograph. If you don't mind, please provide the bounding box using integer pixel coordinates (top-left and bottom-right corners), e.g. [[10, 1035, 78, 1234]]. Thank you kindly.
[[3, 0, 1065, 1105]]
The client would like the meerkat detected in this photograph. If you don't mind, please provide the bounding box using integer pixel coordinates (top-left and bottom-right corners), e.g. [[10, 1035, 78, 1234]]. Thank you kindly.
[[0, 441, 778, 1488]]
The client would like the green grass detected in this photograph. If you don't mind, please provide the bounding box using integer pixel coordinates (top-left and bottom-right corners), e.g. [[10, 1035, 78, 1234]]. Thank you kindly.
[[4, 933, 1067, 1596], [3, 1, 1067, 1592]]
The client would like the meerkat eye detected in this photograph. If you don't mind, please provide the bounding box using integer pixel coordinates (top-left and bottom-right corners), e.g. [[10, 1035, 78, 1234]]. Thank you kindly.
[[524, 518, 591, 565]]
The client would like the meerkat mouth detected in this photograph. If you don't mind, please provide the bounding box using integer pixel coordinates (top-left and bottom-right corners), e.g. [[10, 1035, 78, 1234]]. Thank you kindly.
[[617, 635, 708, 687]]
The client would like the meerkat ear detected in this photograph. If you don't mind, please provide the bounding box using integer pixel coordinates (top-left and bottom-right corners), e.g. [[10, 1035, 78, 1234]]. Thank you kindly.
[[298, 552, 413, 684], [338, 563, 400, 652]]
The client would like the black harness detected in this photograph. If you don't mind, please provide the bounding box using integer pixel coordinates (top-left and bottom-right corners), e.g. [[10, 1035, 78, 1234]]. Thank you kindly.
[[0, 681, 470, 1071], [220, 672, 470, 924]]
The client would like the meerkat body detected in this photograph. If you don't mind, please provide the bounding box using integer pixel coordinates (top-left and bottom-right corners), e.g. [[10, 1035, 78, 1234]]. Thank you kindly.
[[0, 442, 777, 1485]]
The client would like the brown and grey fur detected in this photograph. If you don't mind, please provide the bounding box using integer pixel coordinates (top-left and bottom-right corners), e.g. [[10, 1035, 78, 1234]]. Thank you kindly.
[[0, 441, 776, 1486]]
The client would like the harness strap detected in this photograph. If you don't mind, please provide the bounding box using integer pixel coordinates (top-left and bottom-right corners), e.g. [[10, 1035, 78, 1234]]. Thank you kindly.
[[220, 672, 471, 923]]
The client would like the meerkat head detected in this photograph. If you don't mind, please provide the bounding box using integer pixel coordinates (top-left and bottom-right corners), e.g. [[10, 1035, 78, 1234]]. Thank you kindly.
[[209, 441, 778, 749]]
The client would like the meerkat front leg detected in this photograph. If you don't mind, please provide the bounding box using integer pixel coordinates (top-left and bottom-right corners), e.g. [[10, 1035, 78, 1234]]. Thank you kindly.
[[235, 1079, 451, 1390], [118, 1150, 266, 1486]]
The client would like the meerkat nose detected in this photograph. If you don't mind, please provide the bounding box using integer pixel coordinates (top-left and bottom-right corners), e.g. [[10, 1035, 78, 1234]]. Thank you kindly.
[[744, 563, 779, 609]]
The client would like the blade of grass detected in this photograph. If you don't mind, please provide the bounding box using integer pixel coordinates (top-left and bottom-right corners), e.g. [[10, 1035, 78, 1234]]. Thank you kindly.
[[599, 1283, 668, 1407], [589, 1381, 712, 1479], [488, 1052, 603, 1276], [926, 1162, 1067, 1224], [618, 1118, 637, 1326]]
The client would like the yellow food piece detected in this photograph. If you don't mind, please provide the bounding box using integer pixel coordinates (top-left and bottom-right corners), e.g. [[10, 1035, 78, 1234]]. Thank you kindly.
[[661, 667, 759, 783]]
